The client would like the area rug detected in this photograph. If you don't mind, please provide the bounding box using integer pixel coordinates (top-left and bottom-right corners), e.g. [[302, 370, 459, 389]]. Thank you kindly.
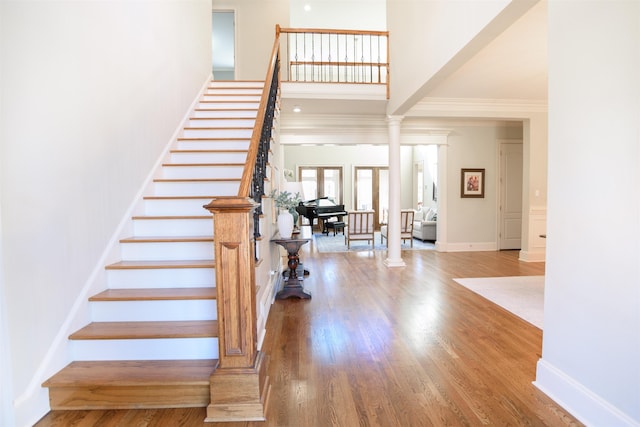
[[314, 231, 435, 253], [452, 276, 544, 329]]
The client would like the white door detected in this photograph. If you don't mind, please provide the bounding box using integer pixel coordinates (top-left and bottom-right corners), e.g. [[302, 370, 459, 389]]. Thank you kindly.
[[499, 142, 523, 249]]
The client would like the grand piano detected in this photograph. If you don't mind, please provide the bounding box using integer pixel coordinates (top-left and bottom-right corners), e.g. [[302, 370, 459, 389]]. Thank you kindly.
[[296, 197, 347, 234]]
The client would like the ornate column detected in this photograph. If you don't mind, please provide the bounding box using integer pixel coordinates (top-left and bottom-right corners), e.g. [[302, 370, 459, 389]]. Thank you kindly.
[[384, 115, 406, 267], [203, 196, 270, 422]]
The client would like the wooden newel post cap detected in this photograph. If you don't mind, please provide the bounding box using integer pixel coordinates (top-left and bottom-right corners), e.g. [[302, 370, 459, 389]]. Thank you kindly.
[[203, 196, 259, 214]]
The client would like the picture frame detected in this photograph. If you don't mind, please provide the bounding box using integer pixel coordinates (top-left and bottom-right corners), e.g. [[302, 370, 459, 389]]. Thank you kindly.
[[461, 168, 485, 198]]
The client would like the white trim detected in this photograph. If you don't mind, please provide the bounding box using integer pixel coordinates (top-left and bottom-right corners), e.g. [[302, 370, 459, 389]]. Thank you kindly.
[[438, 242, 497, 252], [384, 258, 406, 267], [281, 82, 387, 101], [12, 75, 213, 426], [409, 97, 548, 118], [534, 359, 640, 427], [518, 249, 546, 262]]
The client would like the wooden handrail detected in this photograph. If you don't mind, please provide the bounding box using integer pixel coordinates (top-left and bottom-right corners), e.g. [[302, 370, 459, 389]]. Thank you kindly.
[[238, 34, 281, 197], [279, 27, 389, 37]]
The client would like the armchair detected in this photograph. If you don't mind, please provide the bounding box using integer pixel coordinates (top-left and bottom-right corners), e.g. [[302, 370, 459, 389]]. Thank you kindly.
[[345, 210, 375, 249], [380, 209, 415, 247]]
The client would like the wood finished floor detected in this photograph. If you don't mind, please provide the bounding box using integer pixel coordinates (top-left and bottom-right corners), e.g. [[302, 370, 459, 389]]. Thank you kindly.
[[35, 247, 583, 427]]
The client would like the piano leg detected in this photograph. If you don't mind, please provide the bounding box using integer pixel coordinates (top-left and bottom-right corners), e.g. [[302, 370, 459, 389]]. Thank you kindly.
[[321, 218, 329, 235]]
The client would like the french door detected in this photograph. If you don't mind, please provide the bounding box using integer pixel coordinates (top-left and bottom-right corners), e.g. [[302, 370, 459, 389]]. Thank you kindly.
[[298, 167, 343, 203], [354, 167, 388, 230]]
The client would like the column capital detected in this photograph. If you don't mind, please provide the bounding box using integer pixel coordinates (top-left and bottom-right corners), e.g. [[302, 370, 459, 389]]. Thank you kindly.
[[386, 115, 405, 125]]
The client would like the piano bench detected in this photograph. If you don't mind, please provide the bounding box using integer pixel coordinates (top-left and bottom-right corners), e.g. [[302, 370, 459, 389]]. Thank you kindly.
[[326, 221, 345, 236]]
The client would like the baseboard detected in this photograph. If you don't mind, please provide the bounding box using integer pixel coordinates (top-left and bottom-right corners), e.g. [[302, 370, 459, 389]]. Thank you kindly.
[[519, 249, 546, 262], [439, 241, 497, 252], [534, 359, 639, 427]]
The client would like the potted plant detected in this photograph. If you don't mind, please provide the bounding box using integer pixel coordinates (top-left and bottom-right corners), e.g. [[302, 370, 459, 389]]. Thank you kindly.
[[270, 189, 302, 238]]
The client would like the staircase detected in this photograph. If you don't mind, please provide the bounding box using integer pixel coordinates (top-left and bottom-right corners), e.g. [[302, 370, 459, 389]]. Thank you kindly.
[[43, 80, 265, 410]]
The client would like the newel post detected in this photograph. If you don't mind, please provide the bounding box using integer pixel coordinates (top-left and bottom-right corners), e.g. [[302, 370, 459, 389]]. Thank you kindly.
[[203, 196, 270, 422]]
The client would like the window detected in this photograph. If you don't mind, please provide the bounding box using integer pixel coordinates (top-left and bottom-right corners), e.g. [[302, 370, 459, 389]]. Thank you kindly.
[[354, 166, 388, 229]]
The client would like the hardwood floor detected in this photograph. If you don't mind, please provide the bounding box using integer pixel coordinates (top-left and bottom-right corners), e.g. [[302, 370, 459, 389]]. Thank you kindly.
[[35, 247, 583, 426]]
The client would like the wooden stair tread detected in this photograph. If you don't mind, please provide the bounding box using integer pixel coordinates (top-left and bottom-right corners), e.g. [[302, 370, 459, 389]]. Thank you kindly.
[[131, 215, 211, 220], [89, 287, 217, 301], [189, 117, 256, 120], [161, 162, 245, 167], [119, 236, 213, 243], [69, 320, 218, 340], [153, 178, 241, 182], [194, 107, 258, 111], [142, 195, 215, 200], [105, 260, 215, 270], [199, 100, 259, 103], [169, 149, 248, 153], [43, 359, 217, 387], [203, 92, 259, 95], [183, 126, 254, 130], [176, 137, 250, 141]]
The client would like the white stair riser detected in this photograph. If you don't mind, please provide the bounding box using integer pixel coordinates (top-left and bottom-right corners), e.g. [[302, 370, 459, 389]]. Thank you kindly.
[[71, 337, 219, 361], [197, 102, 259, 110], [91, 300, 217, 322], [107, 267, 215, 289], [192, 109, 257, 119], [205, 88, 262, 95], [143, 198, 212, 216], [187, 118, 256, 128], [153, 181, 239, 197], [162, 165, 244, 180], [176, 139, 250, 151], [133, 218, 212, 237], [202, 95, 260, 102], [120, 241, 213, 261], [209, 81, 263, 88], [182, 128, 253, 139], [169, 151, 248, 164]]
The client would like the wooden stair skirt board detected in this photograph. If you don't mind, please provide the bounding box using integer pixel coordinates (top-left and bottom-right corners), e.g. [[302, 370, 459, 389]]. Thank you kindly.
[[41, 80, 267, 417], [43, 360, 217, 410]]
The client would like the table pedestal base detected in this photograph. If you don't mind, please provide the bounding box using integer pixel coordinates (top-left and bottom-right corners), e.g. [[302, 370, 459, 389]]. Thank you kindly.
[[272, 236, 312, 300], [276, 278, 311, 299]]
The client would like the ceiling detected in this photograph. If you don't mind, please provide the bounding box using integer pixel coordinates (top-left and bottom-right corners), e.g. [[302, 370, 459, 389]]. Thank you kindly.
[[422, 1, 547, 102], [280, 1, 547, 121]]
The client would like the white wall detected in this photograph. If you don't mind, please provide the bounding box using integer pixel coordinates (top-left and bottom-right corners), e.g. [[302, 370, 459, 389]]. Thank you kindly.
[[440, 122, 521, 251], [0, 1, 212, 424], [290, 0, 386, 30], [535, 2, 640, 426], [212, 0, 289, 81]]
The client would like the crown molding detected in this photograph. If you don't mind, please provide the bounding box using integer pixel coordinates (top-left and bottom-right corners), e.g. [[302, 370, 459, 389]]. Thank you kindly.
[[408, 97, 547, 118]]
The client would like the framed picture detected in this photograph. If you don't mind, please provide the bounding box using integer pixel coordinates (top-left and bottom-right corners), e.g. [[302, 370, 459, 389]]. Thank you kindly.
[[461, 168, 485, 198]]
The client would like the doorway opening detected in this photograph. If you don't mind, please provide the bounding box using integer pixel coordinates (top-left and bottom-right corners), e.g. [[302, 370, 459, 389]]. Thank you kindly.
[[212, 11, 235, 79]]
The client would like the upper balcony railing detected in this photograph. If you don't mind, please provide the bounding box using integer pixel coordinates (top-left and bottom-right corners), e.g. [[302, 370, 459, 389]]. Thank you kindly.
[[277, 25, 390, 99]]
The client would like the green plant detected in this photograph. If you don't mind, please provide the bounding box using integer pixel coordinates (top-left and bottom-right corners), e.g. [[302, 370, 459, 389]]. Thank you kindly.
[[270, 189, 302, 211]]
